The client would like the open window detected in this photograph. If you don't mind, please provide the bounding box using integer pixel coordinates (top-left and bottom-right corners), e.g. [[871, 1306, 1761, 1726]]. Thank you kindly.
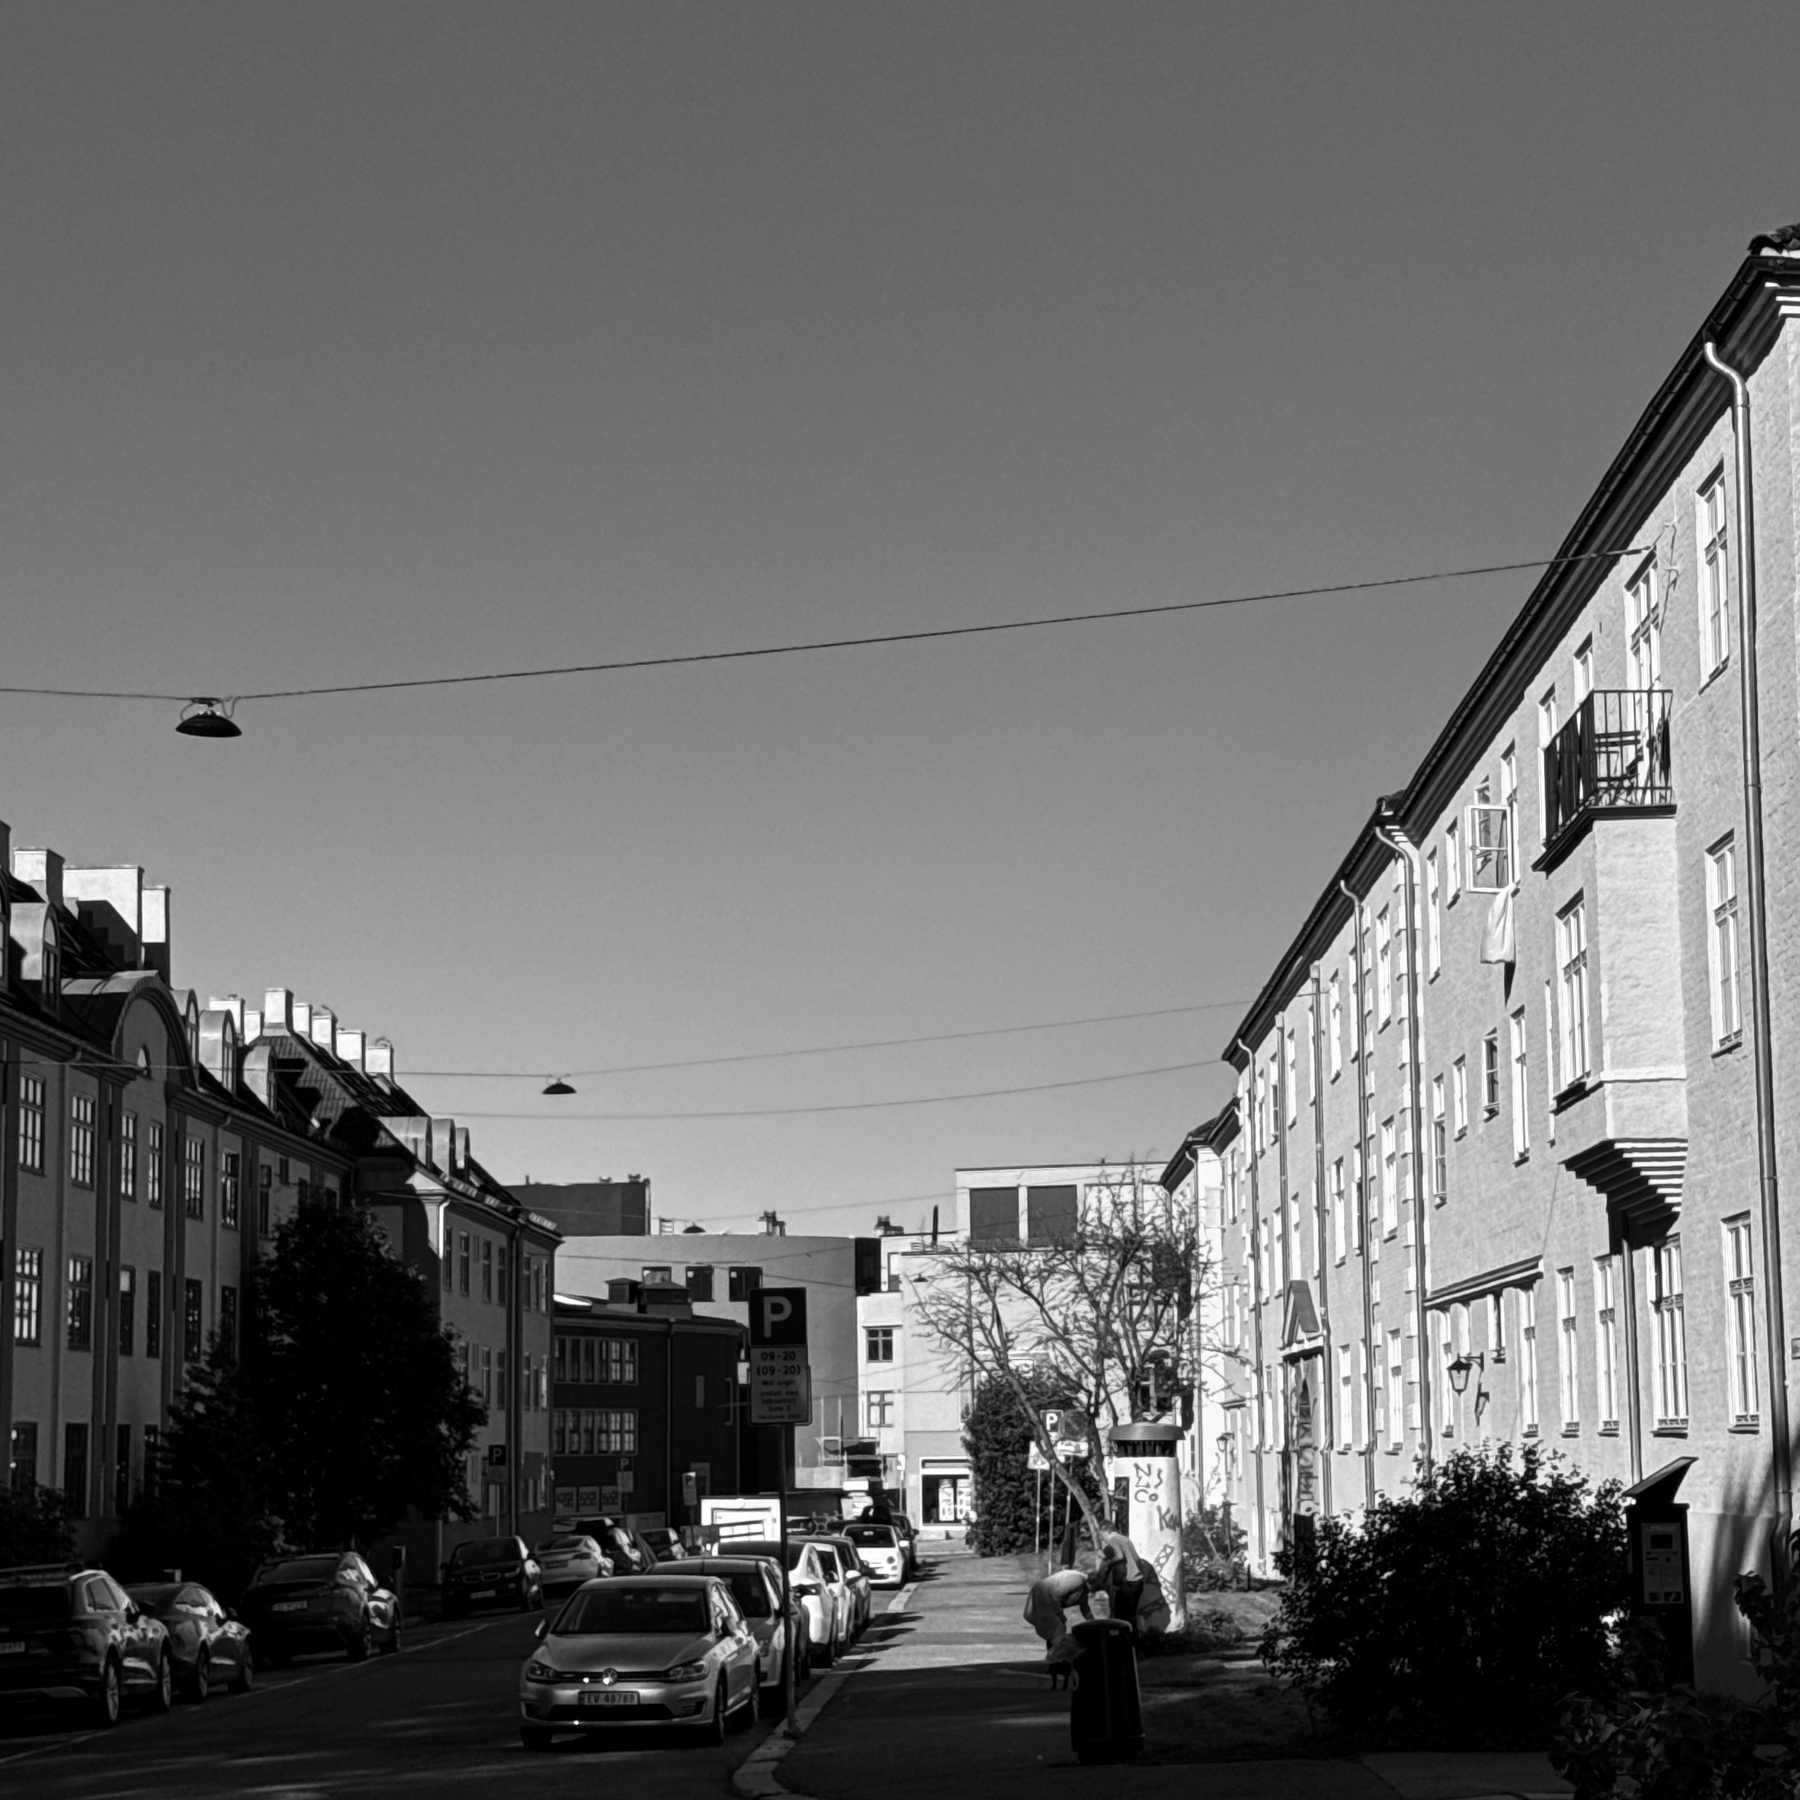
[[1465, 804, 1511, 892]]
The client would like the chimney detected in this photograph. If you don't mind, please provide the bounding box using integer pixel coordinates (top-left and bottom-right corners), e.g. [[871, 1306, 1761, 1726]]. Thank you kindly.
[[242, 1042, 276, 1110], [12, 848, 64, 912], [242, 1007, 263, 1041], [431, 1119, 458, 1175], [263, 987, 295, 1034], [367, 1037, 394, 1080], [63, 867, 143, 969], [209, 995, 245, 1033], [293, 1000, 313, 1038], [142, 886, 171, 981], [457, 1126, 471, 1170], [309, 1007, 337, 1055], [337, 1027, 366, 1071], [0, 821, 10, 873]]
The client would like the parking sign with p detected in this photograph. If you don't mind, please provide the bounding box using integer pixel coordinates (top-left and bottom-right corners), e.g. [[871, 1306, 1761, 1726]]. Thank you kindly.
[[750, 1287, 808, 1346]]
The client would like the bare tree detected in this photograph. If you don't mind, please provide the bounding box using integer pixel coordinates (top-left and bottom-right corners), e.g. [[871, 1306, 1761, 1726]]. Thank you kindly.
[[912, 1162, 1219, 1546]]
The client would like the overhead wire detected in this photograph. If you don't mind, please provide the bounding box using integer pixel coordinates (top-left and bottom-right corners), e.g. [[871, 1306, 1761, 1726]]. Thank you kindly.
[[406, 997, 1251, 1080], [0, 544, 1650, 707]]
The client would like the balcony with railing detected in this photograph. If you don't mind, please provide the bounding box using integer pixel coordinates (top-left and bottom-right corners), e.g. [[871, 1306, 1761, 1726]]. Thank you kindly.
[[1539, 689, 1673, 864]]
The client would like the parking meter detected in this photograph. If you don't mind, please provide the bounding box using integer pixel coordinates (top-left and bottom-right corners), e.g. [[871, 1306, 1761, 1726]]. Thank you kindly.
[[1622, 1456, 1696, 1686]]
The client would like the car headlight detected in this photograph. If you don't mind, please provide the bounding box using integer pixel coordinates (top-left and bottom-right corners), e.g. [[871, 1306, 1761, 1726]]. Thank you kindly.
[[663, 1660, 709, 1682], [525, 1659, 559, 1681]]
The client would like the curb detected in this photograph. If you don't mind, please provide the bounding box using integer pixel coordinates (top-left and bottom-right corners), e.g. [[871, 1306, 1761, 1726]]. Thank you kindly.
[[732, 1581, 918, 1800]]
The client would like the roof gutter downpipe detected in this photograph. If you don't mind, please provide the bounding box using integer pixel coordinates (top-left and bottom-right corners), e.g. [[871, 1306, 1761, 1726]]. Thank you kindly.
[[1703, 340, 1792, 1582], [1338, 881, 1378, 1510], [1234, 1039, 1269, 1574], [1374, 822, 1433, 1473]]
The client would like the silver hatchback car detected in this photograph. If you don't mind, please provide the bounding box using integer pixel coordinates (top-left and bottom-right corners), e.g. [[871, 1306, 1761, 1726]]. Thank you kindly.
[[519, 1575, 759, 1750]]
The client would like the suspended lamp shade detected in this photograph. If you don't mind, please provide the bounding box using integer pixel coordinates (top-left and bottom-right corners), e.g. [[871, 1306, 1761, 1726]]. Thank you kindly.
[[176, 699, 241, 739], [542, 1077, 577, 1096]]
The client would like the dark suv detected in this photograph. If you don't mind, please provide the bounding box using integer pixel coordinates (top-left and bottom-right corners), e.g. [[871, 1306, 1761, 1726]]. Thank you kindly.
[[440, 1536, 542, 1618], [0, 1563, 173, 1725]]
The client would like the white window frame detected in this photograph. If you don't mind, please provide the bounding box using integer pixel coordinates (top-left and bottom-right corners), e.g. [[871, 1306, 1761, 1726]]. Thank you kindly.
[[1698, 473, 1730, 676], [1510, 1009, 1530, 1160], [1537, 688, 1559, 838], [1445, 819, 1462, 903], [1385, 1329, 1404, 1450], [1465, 803, 1511, 892], [1425, 850, 1441, 976], [1519, 1286, 1539, 1436], [1336, 1344, 1353, 1452], [1330, 1158, 1347, 1263], [1375, 907, 1393, 1026], [1574, 636, 1595, 702], [1283, 1030, 1297, 1127], [1482, 1033, 1500, 1118], [1651, 1239, 1688, 1431], [1430, 1076, 1447, 1205], [1723, 1216, 1759, 1426], [1594, 1255, 1620, 1433], [1500, 746, 1518, 889], [1328, 972, 1343, 1079], [1627, 555, 1663, 690], [1379, 1117, 1398, 1236], [1557, 898, 1590, 1086], [1709, 837, 1742, 1047], [1557, 1268, 1578, 1430], [1452, 1057, 1469, 1135]]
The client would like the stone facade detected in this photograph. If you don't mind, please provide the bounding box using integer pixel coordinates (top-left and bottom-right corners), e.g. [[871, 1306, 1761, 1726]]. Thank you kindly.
[[1210, 242, 1800, 1690]]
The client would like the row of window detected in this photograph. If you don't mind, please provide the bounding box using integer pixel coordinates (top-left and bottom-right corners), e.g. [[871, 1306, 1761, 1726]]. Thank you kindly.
[[10, 1249, 235, 1366], [16, 1093, 335, 1234], [6, 1419, 163, 1518], [442, 1233, 550, 1310], [553, 1333, 639, 1385], [552, 1408, 638, 1456], [454, 1340, 549, 1412], [636, 1263, 765, 1301]]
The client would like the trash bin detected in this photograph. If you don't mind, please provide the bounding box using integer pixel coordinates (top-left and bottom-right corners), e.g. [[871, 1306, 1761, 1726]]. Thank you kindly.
[[1068, 1617, 1143, 1763]]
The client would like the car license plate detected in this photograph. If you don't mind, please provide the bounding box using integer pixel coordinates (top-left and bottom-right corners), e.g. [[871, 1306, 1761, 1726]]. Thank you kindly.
[[580, 1689, 638, 1707], [471, 1589, 495, 1599], [272, 1601, 306, 1613], [0, 1642, 23, 1655]]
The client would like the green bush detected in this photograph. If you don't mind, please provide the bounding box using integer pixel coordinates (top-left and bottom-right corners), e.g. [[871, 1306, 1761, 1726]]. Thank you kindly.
[[1261, 1442, 1628, 1747], [0, 1481, 75, 1566], [961, 1375, 1101, 1556], [1552, 1556, 1800, 1800], [1183, 1502, 1247, 1591]]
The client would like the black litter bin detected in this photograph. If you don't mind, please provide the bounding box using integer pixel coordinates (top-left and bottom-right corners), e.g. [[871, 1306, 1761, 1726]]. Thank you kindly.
[[1068, 1617, 1142, 1763]]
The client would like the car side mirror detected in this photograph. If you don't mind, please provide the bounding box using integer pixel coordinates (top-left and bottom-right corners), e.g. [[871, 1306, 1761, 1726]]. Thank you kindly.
[[124, 1602, 140, 1622], [534, 1619, 548, 1642]]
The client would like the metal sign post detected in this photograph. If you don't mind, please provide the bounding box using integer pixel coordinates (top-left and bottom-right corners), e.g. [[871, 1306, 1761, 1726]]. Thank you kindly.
[[749, 1289, 809, 1738], [780, 1473, 796, 1734]]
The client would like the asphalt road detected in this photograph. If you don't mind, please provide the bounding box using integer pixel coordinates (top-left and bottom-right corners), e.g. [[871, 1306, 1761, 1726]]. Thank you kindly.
[[0, 1607, 784, 1799]]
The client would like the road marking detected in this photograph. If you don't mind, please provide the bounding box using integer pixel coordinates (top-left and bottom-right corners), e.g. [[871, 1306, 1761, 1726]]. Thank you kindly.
[[0, 1614, 526, 1769]]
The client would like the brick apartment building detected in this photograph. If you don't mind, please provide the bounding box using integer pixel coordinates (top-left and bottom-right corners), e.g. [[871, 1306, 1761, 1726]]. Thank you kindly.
[[0, 823, 557, 1567], [1206, 231, 1800, 1689]]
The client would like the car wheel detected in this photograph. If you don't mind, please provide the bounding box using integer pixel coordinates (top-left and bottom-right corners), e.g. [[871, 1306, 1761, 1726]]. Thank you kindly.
[[520, 1724, 554, 1752], [516, 1580, 532, 1613], [349, 1618, 374, 1662], [814, 1629, 834, 1668], [696, 1674, 728, 1747], [149, 1651, 174, 1714], [381, 1617, 402, 1655], [91, 1657, 123, 1728], [186, 1652, 210, 1703], [231, 1646, 254, 1694]]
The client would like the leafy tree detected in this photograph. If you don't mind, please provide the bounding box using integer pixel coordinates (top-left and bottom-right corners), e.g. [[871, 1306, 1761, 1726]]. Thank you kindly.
[[914, 1162, 1214, 1546], [962, 1373, 1104, 1556], [1262, 1442, 1628, 1747], [0, 1480, 74, 1566], [256, 1204, 485, 1548], [114, 1333, 280, 1600]]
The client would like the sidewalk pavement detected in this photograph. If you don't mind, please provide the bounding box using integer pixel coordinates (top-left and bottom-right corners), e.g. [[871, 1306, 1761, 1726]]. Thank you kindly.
[[757, 1544, 1574, 1800]]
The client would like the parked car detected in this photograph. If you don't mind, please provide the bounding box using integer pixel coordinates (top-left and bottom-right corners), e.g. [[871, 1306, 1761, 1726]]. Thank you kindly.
[[681, 1555, 810, 1707], [800, 1537, 869, 1641], [441, 1536, 543, 1618], [0, 1563, 173, 1725], [518, 1574, 759, 1750], [713, 1540, 842, 1665], [639, 1528, 690, 1563], [888, 1513, 922, 1577], [571, 1515, 659, 1574], [241, 1552, 401, 1664], [124, 1580, 253, 1700], [839, 1521, 906, 1589], [534, 1534, 613, 1596]]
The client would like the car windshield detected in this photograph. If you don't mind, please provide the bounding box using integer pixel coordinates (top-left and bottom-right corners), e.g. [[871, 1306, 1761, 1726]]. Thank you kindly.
[[726, 1541, 808, 1572], [554, 1586, 709, 1636], [536, 1536, 594, 1554], [451, 1540, 522, 1568], [0, 1585, 73, 1624], [125, 1584, 184, 1608], [718, 1572, 771, 1617], [843, 1525, 896, 1546], [810, 1547, 842, 1578], [258, 1557, 340, 1585]]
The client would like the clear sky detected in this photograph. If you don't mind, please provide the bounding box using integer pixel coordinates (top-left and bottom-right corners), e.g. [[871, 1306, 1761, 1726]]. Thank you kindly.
[[4, 2, 1797, 1236]]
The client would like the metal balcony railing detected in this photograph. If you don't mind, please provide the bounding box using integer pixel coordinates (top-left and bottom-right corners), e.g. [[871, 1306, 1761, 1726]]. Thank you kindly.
[[1542, 689, 1673, 848]]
